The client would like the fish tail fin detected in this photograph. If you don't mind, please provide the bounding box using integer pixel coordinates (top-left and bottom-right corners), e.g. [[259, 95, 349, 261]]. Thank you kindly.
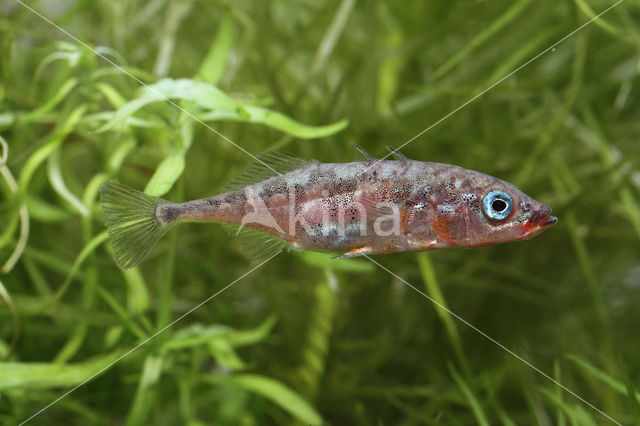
[[100, 182, 171, 269]]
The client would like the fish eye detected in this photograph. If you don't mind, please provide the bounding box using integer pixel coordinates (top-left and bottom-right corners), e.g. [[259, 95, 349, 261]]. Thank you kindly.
[[492, 199, 507, 212], [482, 190, 513, 220]]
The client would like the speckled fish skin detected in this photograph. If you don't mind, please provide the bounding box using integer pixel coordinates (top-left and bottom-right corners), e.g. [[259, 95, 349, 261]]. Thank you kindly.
[[157, 159, 557, 257]]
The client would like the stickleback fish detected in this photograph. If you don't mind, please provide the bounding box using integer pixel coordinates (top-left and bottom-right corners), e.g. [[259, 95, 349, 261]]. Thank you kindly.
[[100, 144, 557, 269]]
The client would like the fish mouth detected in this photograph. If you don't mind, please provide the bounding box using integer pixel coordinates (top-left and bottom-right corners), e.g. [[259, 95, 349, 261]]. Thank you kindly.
[[528, 205, 558, 231], [540, 216, 558, 227]]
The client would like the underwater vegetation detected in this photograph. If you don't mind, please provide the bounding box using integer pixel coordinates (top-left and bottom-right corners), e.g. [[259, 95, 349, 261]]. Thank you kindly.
[[1, 0, 640, 424]]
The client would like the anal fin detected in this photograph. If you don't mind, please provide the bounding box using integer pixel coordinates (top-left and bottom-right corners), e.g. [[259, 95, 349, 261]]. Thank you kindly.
[[220, 223, 288, 262]]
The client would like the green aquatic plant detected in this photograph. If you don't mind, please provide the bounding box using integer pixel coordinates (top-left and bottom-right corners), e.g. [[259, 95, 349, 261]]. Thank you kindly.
[[1, 0, 639, 425]]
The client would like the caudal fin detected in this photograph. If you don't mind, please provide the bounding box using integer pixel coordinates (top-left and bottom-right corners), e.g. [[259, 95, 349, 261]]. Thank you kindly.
[[100, 182, 170, 269]]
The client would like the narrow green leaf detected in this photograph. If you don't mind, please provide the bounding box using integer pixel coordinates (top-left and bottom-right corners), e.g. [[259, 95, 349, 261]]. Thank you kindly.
[[434, 0, 532, 79], [376, 24, 405, 113], [23, 246, 74, 276], [418, 252, 470, 376], [295, 272, 338, 399], [144, 151, 186, 197], [619, 186, 640, 239], [0, 279, 19, 360], [84, 112, 164, 129], [104, 326, 124, 349], [22, 256, 53, 297], [294, 250, 374, 272], [0, 29, 12, 102], [26, 196, 74, 223], [100, 78, 347, 139], [17, 106, 86, 198], [50, 231, 110, 304], [571, 406, 599, 426], [539, 387, 599, 426], [208, 339, 246, 371], [98, 78, 235, 132], [162, 325, 228, 352], [448, 362, 490, 426], [566, 355, 640, 400], [201, 104, 349, 139], [32, 42, 83, 86], [0, 351, 120, 390], [624, 367, 640, 424], [22, 78, 78, 123], [197, 9, 235, 85], [0, 112, 15, 129], [0, 206, 19, 248], [163, 316, 277, 352], [96, 82, 128, 108], [122, 267, 150, 315], [553, 360, 567, 426], [94, 284, 147, 340], [47, 148, 89, 216], [107, 138, 136, 172], [178, 113, 195, 150], [125, 355, 163, 426], [564, 212, 609, 324], [208, 374, 323, 425], [226, 315, 277, 347], [573, 0, 624, 38]]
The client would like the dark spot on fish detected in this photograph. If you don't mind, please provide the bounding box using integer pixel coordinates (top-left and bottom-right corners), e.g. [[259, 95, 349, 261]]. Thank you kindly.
[[309, 169, 337, 186], [224, 191, 247, 205], [261, 181, 288, 197], [415, 186, 433, 202], [325, 177, 358, 197], [162, 205, 180, 223], [341, 178, 358, 193], [391, 181, 412, 203], [294, 183, 305, 200]]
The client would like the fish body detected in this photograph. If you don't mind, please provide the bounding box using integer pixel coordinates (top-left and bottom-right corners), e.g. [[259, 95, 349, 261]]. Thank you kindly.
[[101, 147, 557, 269]]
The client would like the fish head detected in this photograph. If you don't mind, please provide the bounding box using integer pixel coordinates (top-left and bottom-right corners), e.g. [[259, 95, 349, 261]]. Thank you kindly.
[[430, 171, 557, 248]]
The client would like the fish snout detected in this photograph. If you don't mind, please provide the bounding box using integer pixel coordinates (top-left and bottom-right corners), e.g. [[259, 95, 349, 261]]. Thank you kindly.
[[530, 205, 558, 229]]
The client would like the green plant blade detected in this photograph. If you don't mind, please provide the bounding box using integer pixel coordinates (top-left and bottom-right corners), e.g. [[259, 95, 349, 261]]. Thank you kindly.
[[0, 351, 121, 391], [207, 374, 323, 425]]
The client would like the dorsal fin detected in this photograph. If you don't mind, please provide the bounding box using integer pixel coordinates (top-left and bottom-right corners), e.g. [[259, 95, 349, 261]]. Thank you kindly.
[[222, 151, 315, 192], [386, 145, 409, 161], [351, 142, 376, 161]]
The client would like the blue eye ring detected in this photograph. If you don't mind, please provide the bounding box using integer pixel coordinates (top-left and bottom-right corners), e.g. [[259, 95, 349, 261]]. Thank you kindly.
[[482, 190, 513, 220]]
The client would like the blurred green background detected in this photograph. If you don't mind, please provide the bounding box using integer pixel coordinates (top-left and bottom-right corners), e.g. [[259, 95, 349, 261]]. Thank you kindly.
[[1, 0, 640, 424]]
